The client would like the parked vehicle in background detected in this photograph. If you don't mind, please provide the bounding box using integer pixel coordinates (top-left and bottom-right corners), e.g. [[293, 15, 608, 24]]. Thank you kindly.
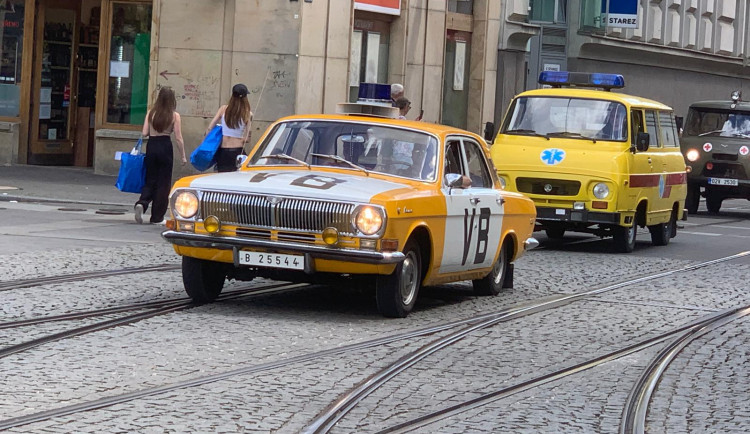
[[490, 71, 687, 253], [680, 91, 750, 214], [162, 84, 538, 318]]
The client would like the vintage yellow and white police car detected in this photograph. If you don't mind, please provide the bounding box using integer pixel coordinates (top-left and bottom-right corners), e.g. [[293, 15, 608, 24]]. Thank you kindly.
[[162, 88, 537, 317]]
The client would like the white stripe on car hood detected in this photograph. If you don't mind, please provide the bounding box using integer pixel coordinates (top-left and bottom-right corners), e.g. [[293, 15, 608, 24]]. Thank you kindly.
[[188, 169, 411, 203]]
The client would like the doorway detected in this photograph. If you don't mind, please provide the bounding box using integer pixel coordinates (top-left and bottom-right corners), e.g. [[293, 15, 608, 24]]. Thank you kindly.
[[29, 0, 101, 166]]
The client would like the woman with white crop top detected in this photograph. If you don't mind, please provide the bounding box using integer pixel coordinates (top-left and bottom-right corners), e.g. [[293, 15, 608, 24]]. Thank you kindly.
[[205, 84, 253, 172]]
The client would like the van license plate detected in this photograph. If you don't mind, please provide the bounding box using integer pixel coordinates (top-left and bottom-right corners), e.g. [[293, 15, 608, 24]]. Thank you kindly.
[[708, 178, 738, 186], [239, 251, 305, 270]]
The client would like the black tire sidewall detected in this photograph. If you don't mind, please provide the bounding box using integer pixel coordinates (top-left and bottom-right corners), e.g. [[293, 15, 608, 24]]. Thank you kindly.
[[376, 240, 421, 318]]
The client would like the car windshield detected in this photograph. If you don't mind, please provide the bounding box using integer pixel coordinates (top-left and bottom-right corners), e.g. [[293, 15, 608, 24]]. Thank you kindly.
[[249, 120, 439, 181], [502, 97, 628, 142], [683, 107, 750, 138]]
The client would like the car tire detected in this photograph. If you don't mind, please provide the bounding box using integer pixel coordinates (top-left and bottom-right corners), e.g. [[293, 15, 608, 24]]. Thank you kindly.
[[612, 218, 637, 253], [472, 241, 510, 296], [182, 256, 227, 303], [544, 226, 565, 240], [685, 184, 700, 215], [705, 191, 722, 214], [376, 240, 421, 318], [648, 212, 673, 246]]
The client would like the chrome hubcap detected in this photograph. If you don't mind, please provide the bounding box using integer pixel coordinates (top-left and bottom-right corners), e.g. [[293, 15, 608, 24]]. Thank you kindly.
[[493, 247, 507, 285], [399, 252, 418, 305]]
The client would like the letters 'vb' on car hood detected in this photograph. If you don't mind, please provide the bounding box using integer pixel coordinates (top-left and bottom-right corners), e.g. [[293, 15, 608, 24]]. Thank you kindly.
[[187, 169, 413, 203]]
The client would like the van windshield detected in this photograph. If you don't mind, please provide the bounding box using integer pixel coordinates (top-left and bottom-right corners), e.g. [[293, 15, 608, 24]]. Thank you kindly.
[[502, 97, 628, 142], [683, 107, 750, 138]]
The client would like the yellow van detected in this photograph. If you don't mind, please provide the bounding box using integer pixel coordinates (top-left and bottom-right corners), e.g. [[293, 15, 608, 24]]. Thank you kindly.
[[490, 72, 687, 253]]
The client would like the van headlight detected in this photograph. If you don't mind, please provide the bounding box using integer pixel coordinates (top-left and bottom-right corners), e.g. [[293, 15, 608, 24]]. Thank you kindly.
[[498, 177, 507, 189], [354, 206, 384, 235], [174, 191, 199, 218], [685, 149, 700, 162], [593, 183, 610, 199]]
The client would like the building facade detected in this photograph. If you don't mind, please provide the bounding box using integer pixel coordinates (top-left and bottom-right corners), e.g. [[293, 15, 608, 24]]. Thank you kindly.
[[0, 0, 501, 177]]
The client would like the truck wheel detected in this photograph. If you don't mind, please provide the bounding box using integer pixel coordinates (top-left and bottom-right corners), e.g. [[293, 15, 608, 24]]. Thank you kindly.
[[705, 191, 722, 214], [648, 213, 673, 246], [182, 256, 227, 302], [685, 184, 700, 215], [376, 240, 421, 318], [472, 241, 510, 296], [612, 219, 637, 253], [544, 226, 566, 240]]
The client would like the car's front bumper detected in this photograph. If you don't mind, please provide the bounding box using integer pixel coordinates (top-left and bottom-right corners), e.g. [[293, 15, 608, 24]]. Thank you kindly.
[[536, 207, 621, 225], [162, 230, 405, 265]]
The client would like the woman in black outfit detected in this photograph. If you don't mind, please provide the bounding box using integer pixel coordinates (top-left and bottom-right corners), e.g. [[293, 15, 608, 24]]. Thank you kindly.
[[134, 86, 186, 224]]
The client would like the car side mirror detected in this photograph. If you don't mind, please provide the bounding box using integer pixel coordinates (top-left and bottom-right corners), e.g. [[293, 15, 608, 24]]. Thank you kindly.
[[635, 132, 650, 152], [484, 122, 495, 142], [445, 173, 465, 188], [236, 154, 248, 168]]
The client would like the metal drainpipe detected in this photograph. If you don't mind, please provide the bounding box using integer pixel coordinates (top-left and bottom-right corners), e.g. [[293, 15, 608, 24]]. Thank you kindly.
[[420, 2, 429, 119]]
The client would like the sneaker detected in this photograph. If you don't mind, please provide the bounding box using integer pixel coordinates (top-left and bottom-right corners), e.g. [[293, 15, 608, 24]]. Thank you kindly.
[[134, 204, 144, 224], [150, 219, 166, 225]]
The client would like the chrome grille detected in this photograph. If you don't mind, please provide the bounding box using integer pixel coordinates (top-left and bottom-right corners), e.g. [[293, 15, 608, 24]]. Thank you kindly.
[[201, 191, 355, 234]]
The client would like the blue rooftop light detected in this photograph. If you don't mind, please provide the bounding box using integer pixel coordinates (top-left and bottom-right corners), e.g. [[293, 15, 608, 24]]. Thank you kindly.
[[538, 71, 625, 90], [358, 83, 392, 103]]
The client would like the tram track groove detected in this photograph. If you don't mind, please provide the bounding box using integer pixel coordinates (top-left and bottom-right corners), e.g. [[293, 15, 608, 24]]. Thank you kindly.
[[302, 251, 750, 433], [1, 251, 747, 431], [0, 264, 181, 292]]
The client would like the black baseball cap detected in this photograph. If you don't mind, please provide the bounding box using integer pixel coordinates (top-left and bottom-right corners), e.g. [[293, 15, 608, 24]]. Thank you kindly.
[[232, 83, 249, 98]]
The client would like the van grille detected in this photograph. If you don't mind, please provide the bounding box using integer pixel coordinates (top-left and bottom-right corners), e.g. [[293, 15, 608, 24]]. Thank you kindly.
[[201, 191, 355, 234], [516, 178, 581, 196]]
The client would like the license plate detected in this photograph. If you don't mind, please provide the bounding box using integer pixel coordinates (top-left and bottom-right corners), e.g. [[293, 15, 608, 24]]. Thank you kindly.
[[238, 251, 305, 270], [707, 178, 738, 186]]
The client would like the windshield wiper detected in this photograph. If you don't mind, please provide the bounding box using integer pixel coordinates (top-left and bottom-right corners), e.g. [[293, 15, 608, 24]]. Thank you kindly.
[[311, 153, 369, 175], [257, 153, 311, 169], [546, 131, 597, 143], [698, 129, 724, 137], [505, 129, 550, 140]]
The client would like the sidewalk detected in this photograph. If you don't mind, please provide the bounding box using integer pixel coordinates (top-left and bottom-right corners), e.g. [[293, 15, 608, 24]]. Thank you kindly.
[[0, 164, 136, 207]]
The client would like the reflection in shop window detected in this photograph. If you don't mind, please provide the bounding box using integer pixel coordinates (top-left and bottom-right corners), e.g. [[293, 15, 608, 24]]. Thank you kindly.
[[106, 3, 151, 125], [0, 0, 25, 117], [530, 0, 567, 23]]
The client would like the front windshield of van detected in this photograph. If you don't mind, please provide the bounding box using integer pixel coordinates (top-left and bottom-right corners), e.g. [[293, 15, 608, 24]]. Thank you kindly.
[[683, 107, 750, 138], [502, 97, 628, 142]]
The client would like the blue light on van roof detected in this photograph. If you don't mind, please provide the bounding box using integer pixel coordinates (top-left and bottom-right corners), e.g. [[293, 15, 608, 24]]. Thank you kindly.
[[538, 71, 625, 90], [358, 83, 392, 103]]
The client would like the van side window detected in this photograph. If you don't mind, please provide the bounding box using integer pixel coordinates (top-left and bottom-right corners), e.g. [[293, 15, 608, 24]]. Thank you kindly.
[[658, 111, 678, 147], [631, 110, 644, 145], [644, 110, 661, 148]]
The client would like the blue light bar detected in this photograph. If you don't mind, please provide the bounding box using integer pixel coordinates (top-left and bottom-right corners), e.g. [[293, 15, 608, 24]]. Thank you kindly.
[[538, 71, 625, 90], [358, 83, 392, 102]]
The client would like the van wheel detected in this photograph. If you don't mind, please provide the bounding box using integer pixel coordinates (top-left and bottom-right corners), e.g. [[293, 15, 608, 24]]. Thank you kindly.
[[544, 226, 565, 240], [648, 212, 674, 246], [472, 242, 511, 296], [705, 191, 722, 214], [376, 240, 421, 318], [685, 184, 700, 214], [612, 219, 637, 253], [182, 256, 227, 302]]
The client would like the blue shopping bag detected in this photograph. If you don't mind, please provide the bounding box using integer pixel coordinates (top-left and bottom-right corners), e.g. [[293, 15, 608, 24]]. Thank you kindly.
[[190, 124, 223, 171], [115, 138, 146, 194]]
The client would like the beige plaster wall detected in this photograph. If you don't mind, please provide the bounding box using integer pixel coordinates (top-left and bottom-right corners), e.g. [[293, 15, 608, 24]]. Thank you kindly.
[[0, 122, 20, 166]]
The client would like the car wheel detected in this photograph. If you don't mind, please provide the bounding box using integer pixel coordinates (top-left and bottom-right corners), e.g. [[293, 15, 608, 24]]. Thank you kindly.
[[544, 226, 565, 240], [685, 184, 700, 215], [648, 212, 674, 246], [182, 256, 227, 302], [612, 218, 637, 253], [705, 191, 722, 214], [472, 242, 510, 296], [376, 240, 421, 318]]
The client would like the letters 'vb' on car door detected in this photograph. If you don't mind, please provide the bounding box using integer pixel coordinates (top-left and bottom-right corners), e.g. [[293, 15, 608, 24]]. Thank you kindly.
[[439, 138, 502, 274]]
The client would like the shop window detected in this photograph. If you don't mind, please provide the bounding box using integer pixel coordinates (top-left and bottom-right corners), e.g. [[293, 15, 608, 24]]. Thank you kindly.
[[448, 0, 473, 15], [106, 2, 151, 125], [349, 16, 390, 102], [530, 0, 567, 23], [0, 0, 25, 117]]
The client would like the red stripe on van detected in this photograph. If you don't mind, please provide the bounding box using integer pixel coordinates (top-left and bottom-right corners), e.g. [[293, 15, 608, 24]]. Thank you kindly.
[[629, 174, 660, 187]]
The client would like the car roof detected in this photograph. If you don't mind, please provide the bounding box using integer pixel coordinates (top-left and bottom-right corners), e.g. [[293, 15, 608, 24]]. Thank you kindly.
[[272, 114, 483, 139], [688, 100, 750, 111], [517, 88, 673, 111]]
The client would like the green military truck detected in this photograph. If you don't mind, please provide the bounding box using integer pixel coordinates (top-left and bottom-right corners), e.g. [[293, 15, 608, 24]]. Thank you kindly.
[[681, 92, 750, 214]]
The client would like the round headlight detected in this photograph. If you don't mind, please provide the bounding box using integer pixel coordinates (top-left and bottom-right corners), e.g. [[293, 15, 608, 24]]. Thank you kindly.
[[204, 215, 221, 234], [593, 183, 610, 199], [174, 191, 199, 219], [355, 206, 383, 235], [686, 149, 700, 162]]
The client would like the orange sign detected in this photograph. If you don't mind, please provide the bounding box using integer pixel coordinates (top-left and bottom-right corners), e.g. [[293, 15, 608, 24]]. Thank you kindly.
[[354, 0, 400, 16]]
